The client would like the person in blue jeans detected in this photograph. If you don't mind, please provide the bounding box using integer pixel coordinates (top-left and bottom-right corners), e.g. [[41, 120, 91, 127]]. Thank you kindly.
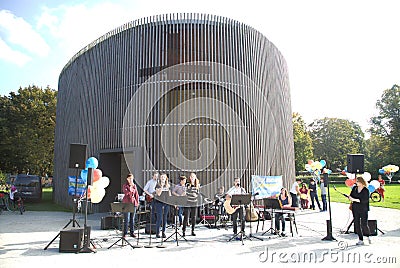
[[308, 179, 321, 210], [274, 188, 292, 237], [172, 175, 187, 226], [320, 177, 327, 211], [154, 173, 171, 238], [122, 174, 139, 237]]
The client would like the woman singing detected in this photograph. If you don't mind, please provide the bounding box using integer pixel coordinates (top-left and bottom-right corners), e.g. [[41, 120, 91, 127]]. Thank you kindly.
[[348, 176, 371, 245], [182, 172, 200, 237], [154, 173, 171, 238]]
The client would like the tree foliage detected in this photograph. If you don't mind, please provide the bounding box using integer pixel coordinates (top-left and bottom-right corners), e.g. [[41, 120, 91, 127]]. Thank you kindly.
[[292, 113, 313, 172], [0, 86, 57, 176], [309, 117, 365, 171], [369, 84, 400, 166]]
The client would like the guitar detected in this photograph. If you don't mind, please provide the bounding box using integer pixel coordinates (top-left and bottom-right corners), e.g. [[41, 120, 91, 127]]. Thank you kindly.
[[223, 199, 239, 214], [145, 193, 153, 203]]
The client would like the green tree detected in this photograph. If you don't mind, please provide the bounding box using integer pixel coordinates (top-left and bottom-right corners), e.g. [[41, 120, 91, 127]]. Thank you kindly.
[[309, 117, 365, 171], [365, 134, 390, 178], [292, 113, 313, 172], [0, 86, 57, 176], [369, 84, 400, 166]]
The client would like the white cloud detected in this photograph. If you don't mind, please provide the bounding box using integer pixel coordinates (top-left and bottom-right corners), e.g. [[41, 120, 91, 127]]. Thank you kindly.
[[38, 3, 137, 60], [0, 37, 31, 66], [0, 10, 50, 58]]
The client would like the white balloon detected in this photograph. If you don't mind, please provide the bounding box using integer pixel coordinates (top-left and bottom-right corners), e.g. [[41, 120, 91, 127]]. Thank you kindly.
[[370, 180, 380, 189], [91, 187, 105, 203], [363, 172, 372, 182]]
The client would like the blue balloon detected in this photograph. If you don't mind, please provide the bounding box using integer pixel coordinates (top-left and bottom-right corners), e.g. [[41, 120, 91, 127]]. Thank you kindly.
[[86, 157, 98, 169], [320, 160, 326, 167], [327, 169, 332, 175], [80, 169, 88, 182], [378, 169, 385, 174], [367, 184, 375, 193]]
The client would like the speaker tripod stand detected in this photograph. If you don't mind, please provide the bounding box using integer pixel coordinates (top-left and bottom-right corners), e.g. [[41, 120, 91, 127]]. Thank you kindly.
[[44, 167, 81, 250]]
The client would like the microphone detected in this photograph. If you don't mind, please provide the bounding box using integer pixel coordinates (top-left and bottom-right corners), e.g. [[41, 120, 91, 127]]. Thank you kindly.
[[254, 192, 259, 196]]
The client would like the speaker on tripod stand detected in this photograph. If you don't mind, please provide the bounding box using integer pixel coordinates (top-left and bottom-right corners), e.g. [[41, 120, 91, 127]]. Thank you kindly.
[[44, 143, 87, 250]]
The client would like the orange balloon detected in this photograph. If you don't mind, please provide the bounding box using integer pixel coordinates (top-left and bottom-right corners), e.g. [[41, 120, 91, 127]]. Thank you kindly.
[[345, 179, 355, 187], [308, 160, 314, 165], [92, 169, 103, 183]]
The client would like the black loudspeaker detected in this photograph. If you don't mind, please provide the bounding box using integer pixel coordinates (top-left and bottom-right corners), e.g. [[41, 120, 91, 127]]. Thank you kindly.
[[101, 215, 123, 230], [59, 228, 84, 252], [145, 223, 157, 234], [323, 173, 329, 186], [347, 154, 364, 173], [354, 220, 378, 236], [69, 143, 87, 169]]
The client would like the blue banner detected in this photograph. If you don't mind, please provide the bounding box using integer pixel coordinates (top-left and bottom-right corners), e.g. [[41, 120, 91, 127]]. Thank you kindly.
[[68, 176, 86, 196], [251, 175, 283, 200]]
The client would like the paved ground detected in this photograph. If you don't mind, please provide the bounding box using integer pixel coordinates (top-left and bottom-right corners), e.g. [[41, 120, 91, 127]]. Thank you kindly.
[[1, 202, 399, 267]]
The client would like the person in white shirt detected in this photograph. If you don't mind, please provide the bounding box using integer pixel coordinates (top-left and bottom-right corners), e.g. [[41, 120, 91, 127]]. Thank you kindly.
[[226, 177, 246, 237], [289, 178, 301, 208], [143, 172, 159, 222]]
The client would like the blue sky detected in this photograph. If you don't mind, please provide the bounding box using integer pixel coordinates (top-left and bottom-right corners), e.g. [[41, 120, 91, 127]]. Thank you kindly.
[[1, 0, 399, 130]]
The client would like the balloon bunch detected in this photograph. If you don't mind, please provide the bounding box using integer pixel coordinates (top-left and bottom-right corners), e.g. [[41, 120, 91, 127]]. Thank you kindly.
[[343, 171, 373, 191], [304, 160, 330, 181], [80, 157, 110, 203], [379, 164, 399, 183]]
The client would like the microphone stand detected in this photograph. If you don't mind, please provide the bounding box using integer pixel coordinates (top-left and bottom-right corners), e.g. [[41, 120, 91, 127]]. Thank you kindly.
[[322, 173, 336, 241], [248, 193, 262, 241]]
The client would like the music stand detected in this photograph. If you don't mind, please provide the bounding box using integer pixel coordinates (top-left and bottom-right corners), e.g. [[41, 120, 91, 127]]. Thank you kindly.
[[262, 198, 282, 236], [228, 194, 251, 245], [108, 203, 136, 249], [164, 195, 188, 246]]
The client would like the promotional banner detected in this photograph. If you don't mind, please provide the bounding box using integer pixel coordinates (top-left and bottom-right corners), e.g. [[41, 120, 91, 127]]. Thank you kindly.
[[251, 175, 283, 200], [68, 176, 86, 196]]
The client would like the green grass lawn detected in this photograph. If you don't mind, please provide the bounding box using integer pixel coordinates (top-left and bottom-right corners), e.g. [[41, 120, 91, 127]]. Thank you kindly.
[[328, 183, 400, 210], [24, 188, 71, 212]]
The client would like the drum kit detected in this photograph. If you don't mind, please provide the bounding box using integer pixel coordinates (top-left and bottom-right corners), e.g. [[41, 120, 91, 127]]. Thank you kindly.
[[199, 193, 229, 228]]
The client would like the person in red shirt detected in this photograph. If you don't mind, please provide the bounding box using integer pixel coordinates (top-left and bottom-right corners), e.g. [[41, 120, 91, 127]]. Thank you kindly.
[[377, 175, 385, 201], [122, 174, 139, 237]]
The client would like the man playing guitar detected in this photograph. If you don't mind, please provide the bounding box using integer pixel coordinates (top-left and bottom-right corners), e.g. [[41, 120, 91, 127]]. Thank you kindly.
[[143, 172, 159, 222], [226, 177, 246, 239]]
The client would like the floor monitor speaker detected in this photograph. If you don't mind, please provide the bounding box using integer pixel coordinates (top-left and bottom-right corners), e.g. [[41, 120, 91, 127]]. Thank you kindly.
[[59, 228, 84, 252]]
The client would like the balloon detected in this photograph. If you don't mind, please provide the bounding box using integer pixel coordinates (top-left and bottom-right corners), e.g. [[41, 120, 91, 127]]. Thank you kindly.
[[305, 164, 311, 171], [346, 173, 355, 180], [94, 176, 110, 189], [80, 170, 88, 182], [345, 179, 355, 187], [363, 172, 371, 182], [344, 166, 348, 172], [92, 169, 103, 183], [91, 187, 105, 203], [86, 157, 98, 169], [341, 170, 346, 176], [320, 160, 326, 168], [308, 160, 314, 165], [370, 180, 380, 189], [367, 184, 375, 193], [378, 169, 385, 174]]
